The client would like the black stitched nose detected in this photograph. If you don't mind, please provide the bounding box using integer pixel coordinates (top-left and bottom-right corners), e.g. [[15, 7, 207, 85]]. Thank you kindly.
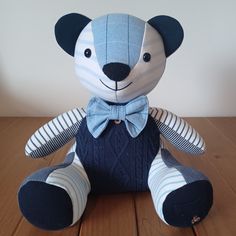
[[103, 63, 131, 81]]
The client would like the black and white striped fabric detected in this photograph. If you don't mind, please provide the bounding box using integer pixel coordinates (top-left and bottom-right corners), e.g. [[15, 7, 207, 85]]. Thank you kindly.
[[25, 108, 86, 158], [149, 107, 206, 155]]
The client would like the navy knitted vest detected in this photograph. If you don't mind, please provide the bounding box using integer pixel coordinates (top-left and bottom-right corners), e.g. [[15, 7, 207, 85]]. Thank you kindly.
[[76, 115, 160, 193]]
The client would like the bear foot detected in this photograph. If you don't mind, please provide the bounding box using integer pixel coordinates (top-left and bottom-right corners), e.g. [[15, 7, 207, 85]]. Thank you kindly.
[[18, 181, 73, 230], [162, 180, 213, 227]]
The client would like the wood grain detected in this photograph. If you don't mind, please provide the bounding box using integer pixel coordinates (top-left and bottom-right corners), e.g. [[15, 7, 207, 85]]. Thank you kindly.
[[207, 117, 236, 146], [0, 117, 16, 133], [185, 118, 236, 192], [14, 218, 80, 236], [79, 194, 137, 236]]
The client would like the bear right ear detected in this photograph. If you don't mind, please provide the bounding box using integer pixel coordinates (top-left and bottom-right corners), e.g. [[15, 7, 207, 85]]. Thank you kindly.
[[55, 13, 91, 56], [148, 15, 184, 57]]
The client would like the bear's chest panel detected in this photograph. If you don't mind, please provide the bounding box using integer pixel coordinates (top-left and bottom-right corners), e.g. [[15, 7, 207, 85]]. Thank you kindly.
[[76, 115, 160, 193]]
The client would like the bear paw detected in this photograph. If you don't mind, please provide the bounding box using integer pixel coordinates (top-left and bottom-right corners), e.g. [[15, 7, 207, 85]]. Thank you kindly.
[[18, 181, 73, 230], [162, 180, 213, 227]]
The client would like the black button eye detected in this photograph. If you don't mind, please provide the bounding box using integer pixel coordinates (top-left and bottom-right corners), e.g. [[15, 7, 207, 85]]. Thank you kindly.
[[84, 48, 92, 58], [143, 52, 151, 62]]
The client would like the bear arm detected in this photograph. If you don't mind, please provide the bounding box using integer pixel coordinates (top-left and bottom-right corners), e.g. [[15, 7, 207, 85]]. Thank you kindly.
[[149, 107, 206, 155], [25, 108, 86, 158]]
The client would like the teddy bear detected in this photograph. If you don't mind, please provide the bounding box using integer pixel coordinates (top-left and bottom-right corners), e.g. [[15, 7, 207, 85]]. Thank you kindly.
[[18, 13, 213, 230]]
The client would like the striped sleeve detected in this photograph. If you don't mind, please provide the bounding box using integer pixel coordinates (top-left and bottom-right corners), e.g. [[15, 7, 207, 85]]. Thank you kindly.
[[25, 108, 86, 158], [149, 107, 206, 155]]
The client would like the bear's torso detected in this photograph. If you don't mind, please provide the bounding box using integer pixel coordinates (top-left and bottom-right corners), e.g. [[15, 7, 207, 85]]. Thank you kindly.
[[76, 115, 160, 193]]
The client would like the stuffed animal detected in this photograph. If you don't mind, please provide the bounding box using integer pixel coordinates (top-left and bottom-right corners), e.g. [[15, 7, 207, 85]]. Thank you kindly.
[[18, 13, 213, 230]]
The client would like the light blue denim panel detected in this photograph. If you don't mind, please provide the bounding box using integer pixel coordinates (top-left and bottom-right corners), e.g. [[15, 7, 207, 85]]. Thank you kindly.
[[128, 15, 146, 67], [20, 152, 75, 187], [92, 14, 145, 69], [107, 14, 129, 65], [91, 15, 107, 66]]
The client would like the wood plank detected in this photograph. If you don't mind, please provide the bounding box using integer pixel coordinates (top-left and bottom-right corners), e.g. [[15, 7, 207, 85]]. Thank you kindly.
[[14, 218, 80, 236], [134, 192, 195, 236], [184, 118, 236, 193], [166, 118, 236, 236], [0, 117, 16, 133], [79, 193, 137, 236], [207, 117, 236, 145], [0, 118, 55, 236]]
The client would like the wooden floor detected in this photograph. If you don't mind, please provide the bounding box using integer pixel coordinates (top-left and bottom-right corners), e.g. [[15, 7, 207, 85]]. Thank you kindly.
[[0, 117, 236, 236]]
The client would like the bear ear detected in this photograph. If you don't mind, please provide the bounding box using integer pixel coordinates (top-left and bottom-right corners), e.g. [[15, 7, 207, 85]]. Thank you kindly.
[[55, 13, 91, 56], [148, 15, 184, 57]]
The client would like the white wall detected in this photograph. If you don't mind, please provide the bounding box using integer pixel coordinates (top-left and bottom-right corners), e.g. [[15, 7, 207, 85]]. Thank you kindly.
[[0, 0, 236, 116]]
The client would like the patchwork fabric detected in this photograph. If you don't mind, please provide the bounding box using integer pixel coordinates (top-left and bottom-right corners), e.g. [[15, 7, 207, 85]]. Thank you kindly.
[[25, 108, 86, 157], [19, 146, 90, 226], [148, 149, 209, 224], [20, 151, 75, 186], [19, 12, 212, 230], [76, 115, 160, 193], [91, 14, 145, 69], [149, 107, 206, 155], [161, 149, 208, 183], [148, 149, 187, 223], [74, 19, 166, 104], [46, 148, 90, 225]]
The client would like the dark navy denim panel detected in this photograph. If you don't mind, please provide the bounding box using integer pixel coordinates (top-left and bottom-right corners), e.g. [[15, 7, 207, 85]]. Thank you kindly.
[[163, 180, 213, 227], [18, 181, 73, 230], [161, 149, 208, 184], [76, 116, 160, 193], [20, 152, 75, 188]]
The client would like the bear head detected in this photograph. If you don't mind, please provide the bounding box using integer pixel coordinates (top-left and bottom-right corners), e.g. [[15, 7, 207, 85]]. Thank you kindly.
[[55, 13, 183, 103]]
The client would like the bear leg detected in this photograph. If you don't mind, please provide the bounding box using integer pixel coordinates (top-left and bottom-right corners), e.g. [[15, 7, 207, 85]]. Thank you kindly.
[[148, 149, 213, 227], [18, 151, 90, 230]]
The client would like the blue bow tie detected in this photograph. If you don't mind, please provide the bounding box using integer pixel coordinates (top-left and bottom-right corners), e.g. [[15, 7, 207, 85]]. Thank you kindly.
[[86, 96, 149, 138]]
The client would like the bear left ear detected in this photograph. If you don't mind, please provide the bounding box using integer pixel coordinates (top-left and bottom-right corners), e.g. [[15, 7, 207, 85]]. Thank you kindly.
[[55, 13, 91, 56], [148, 15, 184, 57]]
